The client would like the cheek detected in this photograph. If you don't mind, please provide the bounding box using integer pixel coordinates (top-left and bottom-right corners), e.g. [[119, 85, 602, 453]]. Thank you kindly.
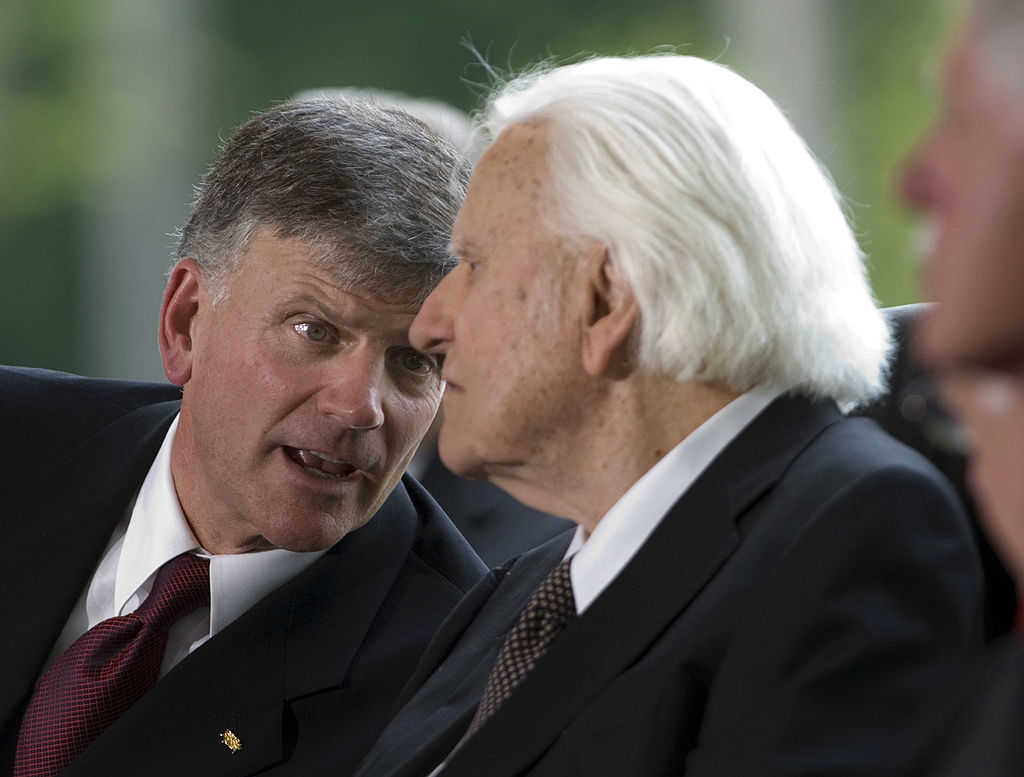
[[956, 173, 1024, 290], [202, 361, 312, 462], [388, 393, 442, 455]]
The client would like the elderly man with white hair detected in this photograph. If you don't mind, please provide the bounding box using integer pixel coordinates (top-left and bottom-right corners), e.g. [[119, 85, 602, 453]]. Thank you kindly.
[[354, 54, 984, 777]]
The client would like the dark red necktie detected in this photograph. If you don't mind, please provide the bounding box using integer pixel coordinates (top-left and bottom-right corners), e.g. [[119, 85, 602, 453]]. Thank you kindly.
[[13, 553, 210, 777]]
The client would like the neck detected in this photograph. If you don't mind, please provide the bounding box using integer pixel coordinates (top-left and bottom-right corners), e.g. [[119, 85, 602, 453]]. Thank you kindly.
[[488, 375, 741, 533], [169, 416, 273, 555]]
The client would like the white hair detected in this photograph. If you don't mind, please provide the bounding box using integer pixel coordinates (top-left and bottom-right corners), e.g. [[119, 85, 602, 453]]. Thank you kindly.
[[479, 55, 890, 409]]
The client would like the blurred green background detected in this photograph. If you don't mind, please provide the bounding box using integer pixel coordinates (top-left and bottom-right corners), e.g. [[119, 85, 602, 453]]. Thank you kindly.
[[1, 0, 954, 380]]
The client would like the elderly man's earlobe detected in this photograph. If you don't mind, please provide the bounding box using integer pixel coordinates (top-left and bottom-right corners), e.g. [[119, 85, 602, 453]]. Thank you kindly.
[[580, 245, 638, 378]]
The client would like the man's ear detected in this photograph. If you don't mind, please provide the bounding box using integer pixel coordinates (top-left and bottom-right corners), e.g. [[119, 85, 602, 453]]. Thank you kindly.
[[580, 245, 639, 378], [159, 259, 203, 386]]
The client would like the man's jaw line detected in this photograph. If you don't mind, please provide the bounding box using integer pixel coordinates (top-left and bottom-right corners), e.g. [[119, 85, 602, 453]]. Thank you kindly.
[[442, 446, 591, 526]]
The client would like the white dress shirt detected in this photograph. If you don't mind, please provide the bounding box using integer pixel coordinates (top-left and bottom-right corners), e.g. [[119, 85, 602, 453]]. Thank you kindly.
[[564, 386, 781, 613], [46, 414, 328, 677]]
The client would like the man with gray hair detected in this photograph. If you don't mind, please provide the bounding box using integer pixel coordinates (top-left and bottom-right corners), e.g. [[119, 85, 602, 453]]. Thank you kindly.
[[354, 54, 983, 777], [0, 98, 485, 776], [901, 1, 1024, 773]]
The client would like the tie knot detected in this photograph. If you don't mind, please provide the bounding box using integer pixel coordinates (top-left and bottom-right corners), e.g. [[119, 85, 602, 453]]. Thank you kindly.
[[134, 553, 210, 631]]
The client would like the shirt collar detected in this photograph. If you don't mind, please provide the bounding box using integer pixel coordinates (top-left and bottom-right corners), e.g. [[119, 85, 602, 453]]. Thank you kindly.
[[117, 414, 200, 612], [565, 386, 782, 614]]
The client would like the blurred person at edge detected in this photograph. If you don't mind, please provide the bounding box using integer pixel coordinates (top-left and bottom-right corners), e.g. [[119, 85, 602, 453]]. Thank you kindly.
[[903, 0, 1024, 587], [352, 53, 984, 777], [0, 98, 485, 777], [296, 86, 572, 565], [902, 1, 1024, 774]]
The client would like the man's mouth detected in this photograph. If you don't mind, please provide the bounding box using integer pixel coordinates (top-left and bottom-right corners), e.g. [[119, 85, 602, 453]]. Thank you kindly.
[[284, 447, 361, 480]]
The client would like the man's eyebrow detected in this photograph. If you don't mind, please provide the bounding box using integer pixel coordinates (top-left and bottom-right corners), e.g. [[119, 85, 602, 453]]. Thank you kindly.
[[276, 291, 348, 324]]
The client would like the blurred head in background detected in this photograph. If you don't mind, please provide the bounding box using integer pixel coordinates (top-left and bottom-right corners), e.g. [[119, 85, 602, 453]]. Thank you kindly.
[[902, 0, 1024, 371], [901, 0, 1024, 585]]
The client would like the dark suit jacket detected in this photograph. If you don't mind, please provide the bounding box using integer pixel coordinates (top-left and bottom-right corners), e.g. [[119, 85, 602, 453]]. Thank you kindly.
[[857, 303, 1016, 638], [0, 366, 486, 776], [355, 395, 984, 777], [911, 635, 1024, 777], [419, 449, 572, 567]]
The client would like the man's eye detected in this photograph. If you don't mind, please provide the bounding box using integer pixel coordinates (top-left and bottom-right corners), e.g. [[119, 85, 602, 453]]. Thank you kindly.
[[394, 349, 436, 376], [294, 322, 333, 343]]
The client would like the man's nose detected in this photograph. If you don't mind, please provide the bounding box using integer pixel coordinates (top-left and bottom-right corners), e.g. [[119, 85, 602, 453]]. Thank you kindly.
[[410, 270, 457, 355], [316, 349, 386, 430], [898, 140, 936, 211]]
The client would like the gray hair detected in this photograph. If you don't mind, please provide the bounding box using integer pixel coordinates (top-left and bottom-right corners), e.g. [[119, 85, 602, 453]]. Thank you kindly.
[[292, 87, 481, 161], [176, 97, 470, 304], [478, 55, 890, 409]]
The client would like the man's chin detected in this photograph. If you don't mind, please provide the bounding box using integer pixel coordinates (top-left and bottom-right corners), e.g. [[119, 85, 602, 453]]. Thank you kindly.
[[437, 441, 487, 481], [914, 305, 1024, 373], [441, 455, 487, 481], [911, 306, 957, 369]]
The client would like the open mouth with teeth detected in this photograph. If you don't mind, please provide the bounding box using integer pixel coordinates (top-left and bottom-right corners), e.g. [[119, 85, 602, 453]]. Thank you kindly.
[[284, 447, 360, 480]]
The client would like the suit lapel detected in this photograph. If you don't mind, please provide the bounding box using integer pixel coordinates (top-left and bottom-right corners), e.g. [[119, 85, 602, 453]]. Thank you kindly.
[[283, 483, 419, 698], [447, 396, 842, 777], [0, 400, 179, 734], [391, 564, 508, 713], [355, 533, 573, 777], [68, 597, 291, 777]]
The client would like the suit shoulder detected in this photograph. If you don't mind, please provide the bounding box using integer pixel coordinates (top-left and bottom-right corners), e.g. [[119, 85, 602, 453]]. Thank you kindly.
[[788, 414, 962, 501], [757, 414, 978, 581], [0, 365, 179, 409], [402, 474, 488, 592], [0, 365, 180, 448]]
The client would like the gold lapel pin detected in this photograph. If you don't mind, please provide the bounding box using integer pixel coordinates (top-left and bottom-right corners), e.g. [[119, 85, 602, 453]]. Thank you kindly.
[[220, 729, 243, 754]]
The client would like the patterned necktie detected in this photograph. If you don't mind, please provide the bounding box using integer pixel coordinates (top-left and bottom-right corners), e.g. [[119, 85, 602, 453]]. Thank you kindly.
[[464, 559, 576, 739], [13, 553, 210, 777]]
